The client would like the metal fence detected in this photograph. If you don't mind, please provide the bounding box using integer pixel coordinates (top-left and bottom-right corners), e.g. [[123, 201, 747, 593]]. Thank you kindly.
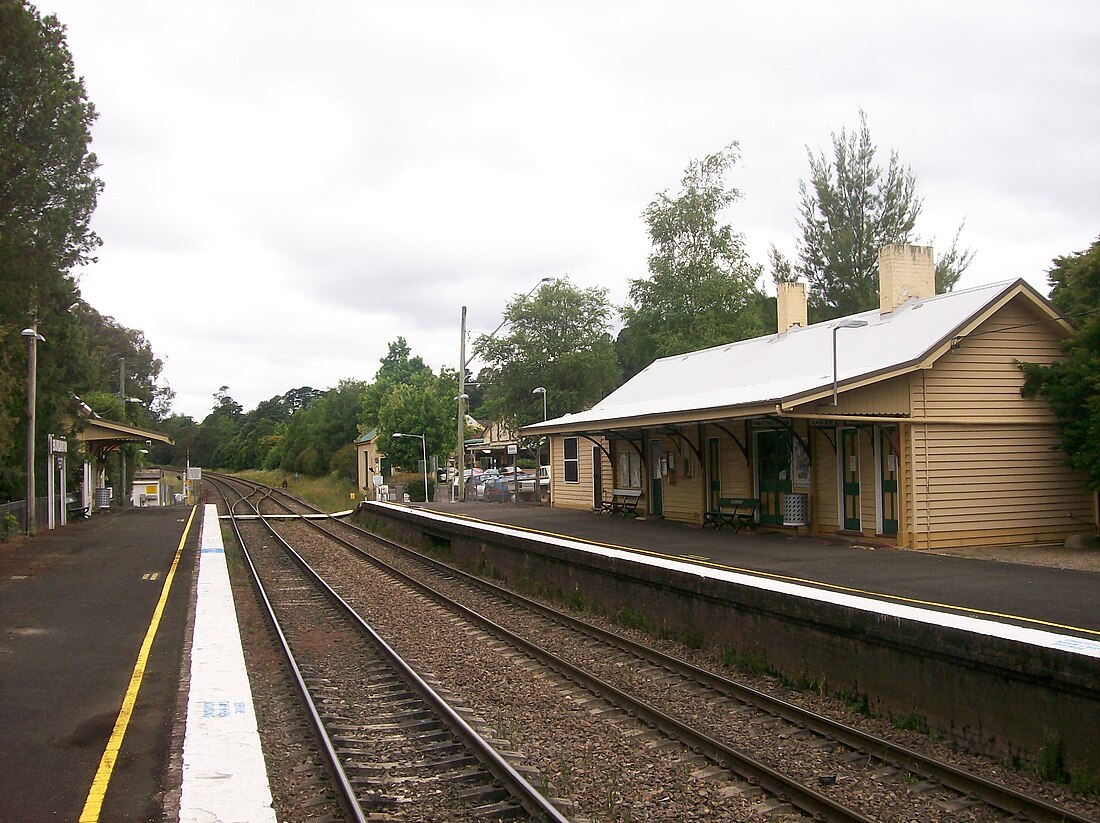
[[1, 496, 56, 537]]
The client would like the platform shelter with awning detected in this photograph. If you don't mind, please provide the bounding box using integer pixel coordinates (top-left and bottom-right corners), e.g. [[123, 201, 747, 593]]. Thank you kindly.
[[71, 416, 174, 512]]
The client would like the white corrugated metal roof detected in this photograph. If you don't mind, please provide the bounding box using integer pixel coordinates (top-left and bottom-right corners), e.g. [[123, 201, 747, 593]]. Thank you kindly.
[[526, 279, 1031, 431]]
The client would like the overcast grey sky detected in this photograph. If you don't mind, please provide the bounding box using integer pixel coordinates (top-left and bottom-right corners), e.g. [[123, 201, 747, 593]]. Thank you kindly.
[[40, 0, 1100, 419]]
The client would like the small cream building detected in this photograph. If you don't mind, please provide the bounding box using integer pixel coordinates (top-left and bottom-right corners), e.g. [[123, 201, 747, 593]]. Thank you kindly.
[[355, 428, 383, 494], [522, 245, 1096, 550]]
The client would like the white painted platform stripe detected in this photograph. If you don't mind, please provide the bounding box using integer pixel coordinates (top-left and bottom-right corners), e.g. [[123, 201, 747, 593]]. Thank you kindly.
[[369, 502, 1100, 659], [179, 504, 276, 823]]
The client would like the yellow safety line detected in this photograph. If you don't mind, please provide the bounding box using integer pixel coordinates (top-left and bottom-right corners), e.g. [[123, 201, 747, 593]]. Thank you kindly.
[[427, 509, 1100, 638], [79, 505, 198, 822]]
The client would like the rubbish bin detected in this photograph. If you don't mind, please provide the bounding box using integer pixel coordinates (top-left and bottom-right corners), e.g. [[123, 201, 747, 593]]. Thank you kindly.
[[782, 493, 808, 526], [96, 487, 112, 510]]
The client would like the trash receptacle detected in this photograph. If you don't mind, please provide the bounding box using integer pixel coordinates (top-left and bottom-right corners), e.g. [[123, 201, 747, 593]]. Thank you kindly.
[[782, 493, 808, 526], [96, 487, 111, 510]]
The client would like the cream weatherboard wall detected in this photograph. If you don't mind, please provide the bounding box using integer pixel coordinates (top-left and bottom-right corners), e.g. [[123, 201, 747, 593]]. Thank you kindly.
[[549, 435, 611, 512], [904, 295, 1092, 549], [540, 290, 1094, 547], [810, 428, 840, 533], [705, 424, 754, 502]]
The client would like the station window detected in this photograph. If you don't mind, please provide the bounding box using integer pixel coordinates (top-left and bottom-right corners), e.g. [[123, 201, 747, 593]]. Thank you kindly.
[[563, 437, 579, 483], [617, 449, 642, 488]]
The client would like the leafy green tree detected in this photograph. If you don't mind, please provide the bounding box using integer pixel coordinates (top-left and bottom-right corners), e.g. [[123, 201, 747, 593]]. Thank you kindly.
[[78, 304, 172, 418], [477, 278, 620, 427], [0, 2, 104, 499], [794, 110, 973, 322], [278, 380, 366, 476], [619, 143, 766, 378], [359, 338, 431, 430], [377, 369, 457, 470], [147, 414, 196, 466], [1020, 237, 1100, 491], [187, 387, 243, 468]]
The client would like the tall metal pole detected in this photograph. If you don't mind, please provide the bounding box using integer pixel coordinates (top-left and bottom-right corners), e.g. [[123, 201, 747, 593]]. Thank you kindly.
[[457, 306, 467, 502], [420, 435, 428, 504], [118, 358, 126, 507], [24, 327, 39, 535], [531, 387, 547, 504]]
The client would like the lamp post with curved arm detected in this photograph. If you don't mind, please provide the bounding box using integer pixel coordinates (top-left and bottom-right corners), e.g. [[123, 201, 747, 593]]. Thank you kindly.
[[531, 386, 548, 503], [832, 320, 868, 405]]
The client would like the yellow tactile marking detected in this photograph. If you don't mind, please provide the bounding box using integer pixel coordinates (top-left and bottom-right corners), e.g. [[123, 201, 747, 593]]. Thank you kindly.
[[433, 510, 1100, 638], [80, 505, 197, 822]]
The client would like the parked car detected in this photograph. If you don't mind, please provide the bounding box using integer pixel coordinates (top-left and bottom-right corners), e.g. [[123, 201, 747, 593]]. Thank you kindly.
[[466, 473, 490, 498], [516, 466, 551, 496], [479, 476, 511, 503]]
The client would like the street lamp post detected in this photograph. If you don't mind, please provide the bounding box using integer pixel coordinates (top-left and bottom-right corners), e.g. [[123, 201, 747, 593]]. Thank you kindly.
[[22, 327, 44, 535], [392, 432, 428, 504], [532, 386, 547, 422], [832, 320, 869, 405], [531, 386, 547, 503]]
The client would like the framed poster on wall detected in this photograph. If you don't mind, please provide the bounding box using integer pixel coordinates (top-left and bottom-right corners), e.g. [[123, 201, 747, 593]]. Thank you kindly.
[[792, 438, 811, 490]]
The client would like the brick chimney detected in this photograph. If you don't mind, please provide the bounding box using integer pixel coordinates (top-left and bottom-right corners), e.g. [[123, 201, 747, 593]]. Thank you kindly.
[[777, 281, 808, 333], [879, 244, 935, 314]]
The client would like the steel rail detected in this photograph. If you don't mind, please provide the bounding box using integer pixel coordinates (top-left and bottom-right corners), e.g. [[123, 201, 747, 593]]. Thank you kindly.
[[220, 474, 1097, 823], [209, 481, 368, 823], [210, 476, 568, 823], [243, 491, 874, 822], [333, 515, 1097, 823]]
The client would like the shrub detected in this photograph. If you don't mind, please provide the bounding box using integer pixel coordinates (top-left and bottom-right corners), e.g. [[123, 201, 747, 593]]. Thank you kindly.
[[407, 480, 435, 502]]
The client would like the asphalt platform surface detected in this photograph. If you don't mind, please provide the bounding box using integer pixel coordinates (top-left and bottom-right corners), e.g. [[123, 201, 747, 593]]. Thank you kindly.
[[0, 505, 198, 823], [0, 496, 1095, 822], [420, 500, 1100, 638]]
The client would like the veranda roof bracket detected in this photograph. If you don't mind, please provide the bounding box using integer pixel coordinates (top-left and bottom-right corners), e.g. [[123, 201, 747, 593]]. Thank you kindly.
[[712, 422, 750, 465], [658, 427, 703, 464], [763, 415, 811, 463], [577, 433, 615, 465], [815, 426, 838, 455]]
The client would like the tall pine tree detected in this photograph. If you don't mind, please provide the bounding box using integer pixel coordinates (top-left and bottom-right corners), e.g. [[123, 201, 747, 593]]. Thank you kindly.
[[793, 110, 972, 322]]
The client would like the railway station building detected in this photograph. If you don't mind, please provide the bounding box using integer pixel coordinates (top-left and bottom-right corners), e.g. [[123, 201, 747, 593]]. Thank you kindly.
[[521, 245, 1097, 550]]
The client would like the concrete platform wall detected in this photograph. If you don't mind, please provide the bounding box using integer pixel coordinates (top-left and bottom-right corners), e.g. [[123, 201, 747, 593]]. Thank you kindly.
[[356, 504, 1100, 772]]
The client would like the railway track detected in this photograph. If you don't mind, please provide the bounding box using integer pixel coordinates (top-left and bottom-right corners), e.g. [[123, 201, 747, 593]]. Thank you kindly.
[[211, 478, 568, 821], [208, 474, 1100, 822]]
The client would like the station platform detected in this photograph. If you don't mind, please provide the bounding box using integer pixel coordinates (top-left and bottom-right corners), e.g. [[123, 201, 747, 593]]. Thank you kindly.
[[0, 503, 273, 823], [419, 500, 1100, 639], [2, 495, 1095, 821]]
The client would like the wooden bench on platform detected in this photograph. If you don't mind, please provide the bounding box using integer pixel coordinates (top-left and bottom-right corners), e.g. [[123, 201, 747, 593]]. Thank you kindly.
[[703, 497, 759, 531], [600, 488, 642, 517]]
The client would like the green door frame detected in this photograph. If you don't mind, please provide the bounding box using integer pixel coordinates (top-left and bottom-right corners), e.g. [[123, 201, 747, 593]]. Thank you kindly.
[[649, 438, 663, 517], [755, 429, 791, 526], [878, 426, 899, 536], [840, 427, 861, 532], [706, 437, 720, 512]]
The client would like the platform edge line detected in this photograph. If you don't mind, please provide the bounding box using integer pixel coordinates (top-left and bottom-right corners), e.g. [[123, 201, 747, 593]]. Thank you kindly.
[[79, 505, 197, 822]]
